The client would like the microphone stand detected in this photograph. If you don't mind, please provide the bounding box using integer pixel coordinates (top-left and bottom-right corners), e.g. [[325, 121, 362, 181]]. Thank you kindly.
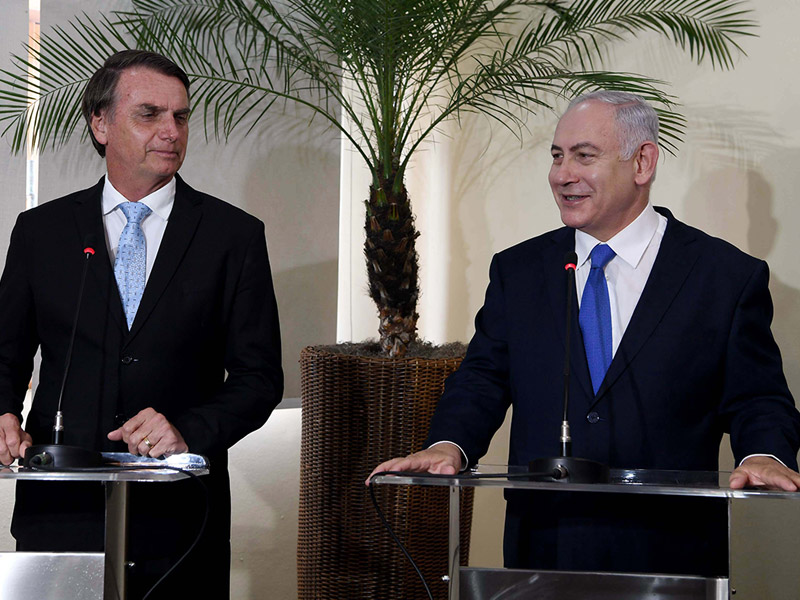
[[23, 239, 103, 469], [528, 252, 609, 484]]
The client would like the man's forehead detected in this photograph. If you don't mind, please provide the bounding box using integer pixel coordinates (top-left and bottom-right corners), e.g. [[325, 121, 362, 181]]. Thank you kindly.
[[116, 68, 189, 101], [552, 101, 617, 144]]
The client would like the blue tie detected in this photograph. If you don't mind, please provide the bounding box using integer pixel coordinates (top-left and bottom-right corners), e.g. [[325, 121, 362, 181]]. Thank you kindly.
[[114, 202, 152, 329], [580, 244, 616, 394]]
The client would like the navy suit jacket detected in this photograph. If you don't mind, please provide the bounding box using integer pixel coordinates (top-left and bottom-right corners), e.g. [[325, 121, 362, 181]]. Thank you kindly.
[[0, 175, 283, 597], [427, 208, 800, 575]]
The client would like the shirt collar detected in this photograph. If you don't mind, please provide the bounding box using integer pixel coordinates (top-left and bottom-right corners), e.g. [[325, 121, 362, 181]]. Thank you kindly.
[[101, 176, 176, 222], [575, 203, 660, 269]]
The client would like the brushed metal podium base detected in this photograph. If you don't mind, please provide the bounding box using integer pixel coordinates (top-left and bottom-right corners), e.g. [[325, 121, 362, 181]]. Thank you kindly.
[[0, 552, 104, 600], [460, 567, 729, 600]]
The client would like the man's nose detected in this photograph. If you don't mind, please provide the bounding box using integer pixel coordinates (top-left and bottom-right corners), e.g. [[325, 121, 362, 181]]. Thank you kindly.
[[159, 117, 179, 141], [551, 160, 578, 185]]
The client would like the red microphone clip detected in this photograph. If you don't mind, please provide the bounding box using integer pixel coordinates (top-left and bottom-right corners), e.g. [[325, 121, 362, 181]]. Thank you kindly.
[[84, 247, 96, 256], [564, 262, 577, 271]]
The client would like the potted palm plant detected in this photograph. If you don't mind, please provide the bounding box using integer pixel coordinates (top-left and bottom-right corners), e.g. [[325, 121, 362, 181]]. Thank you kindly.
[[0, 1, 755, 597]]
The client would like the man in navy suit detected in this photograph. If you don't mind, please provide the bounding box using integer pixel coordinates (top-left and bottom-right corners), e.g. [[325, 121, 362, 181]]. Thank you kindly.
[[371, 91, 800, 575], [0, 51, 282, 598]]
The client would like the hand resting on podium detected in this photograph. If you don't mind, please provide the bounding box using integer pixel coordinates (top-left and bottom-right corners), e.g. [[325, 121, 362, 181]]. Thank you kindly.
[[729, 455, 800, 491], [366, 442, 461, 485], [1, 406, 188, 465], [108, 407, 188, 458], [0, 413, 32, 465]]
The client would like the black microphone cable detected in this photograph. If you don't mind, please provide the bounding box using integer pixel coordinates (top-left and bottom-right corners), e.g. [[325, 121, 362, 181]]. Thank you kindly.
[[26, 460, 209, 600], [368, 468, 561, 598]]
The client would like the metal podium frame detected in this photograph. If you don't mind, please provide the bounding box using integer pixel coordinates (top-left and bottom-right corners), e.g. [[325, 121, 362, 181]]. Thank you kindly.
[[0, 452, 209, 600], [373, 465, 800, 600]]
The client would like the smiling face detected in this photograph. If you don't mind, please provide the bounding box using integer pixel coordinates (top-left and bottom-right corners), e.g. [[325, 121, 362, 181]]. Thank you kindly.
[[548, 100, 657, 241], [90, 67, 190, 201]]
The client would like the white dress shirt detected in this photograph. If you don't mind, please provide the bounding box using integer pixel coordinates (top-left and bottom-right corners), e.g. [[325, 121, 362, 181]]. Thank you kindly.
[[102, 176, 175, 282], [575, 203, 667, 356]]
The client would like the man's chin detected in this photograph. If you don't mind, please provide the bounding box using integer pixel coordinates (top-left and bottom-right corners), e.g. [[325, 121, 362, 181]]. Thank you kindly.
[[557, 206, 590, 231]]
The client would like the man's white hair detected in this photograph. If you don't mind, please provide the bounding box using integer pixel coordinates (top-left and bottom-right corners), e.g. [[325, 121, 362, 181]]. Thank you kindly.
[[567, 91, 659, 160]]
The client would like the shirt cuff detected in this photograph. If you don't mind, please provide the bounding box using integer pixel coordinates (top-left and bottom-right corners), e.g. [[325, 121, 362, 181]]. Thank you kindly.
[[428, 440, 468, 471], [739, 453, 786, 468]]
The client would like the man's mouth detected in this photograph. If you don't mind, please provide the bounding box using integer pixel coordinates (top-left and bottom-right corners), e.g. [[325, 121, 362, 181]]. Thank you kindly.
[[150, 149, 179, 158], [562, 194, 589, 202]]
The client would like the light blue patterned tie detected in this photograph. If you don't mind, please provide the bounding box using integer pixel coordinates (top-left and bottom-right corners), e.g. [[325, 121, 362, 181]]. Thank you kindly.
[[114, 202, 151, 329], [579, 244, 616, 395]]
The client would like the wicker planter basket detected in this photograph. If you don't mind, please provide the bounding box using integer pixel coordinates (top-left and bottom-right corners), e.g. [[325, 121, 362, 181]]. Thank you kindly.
[[298, 345, 474, 599]]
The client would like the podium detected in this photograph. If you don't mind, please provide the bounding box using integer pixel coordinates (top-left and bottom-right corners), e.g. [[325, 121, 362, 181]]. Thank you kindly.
[[373, 465, 800, 600], [0, 452, 209, 600]]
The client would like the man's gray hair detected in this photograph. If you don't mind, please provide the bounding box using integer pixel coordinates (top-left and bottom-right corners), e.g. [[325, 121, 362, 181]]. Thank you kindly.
[[567, 91, 659, 160]]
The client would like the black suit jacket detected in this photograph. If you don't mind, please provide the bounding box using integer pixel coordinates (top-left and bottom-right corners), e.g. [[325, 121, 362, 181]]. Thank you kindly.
[[427, 208, 800, 575], [0, 175, 283, 597]]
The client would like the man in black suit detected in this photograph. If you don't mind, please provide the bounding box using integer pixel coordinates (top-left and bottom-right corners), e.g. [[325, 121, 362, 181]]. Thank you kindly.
[[371, 91, 800, 575], [0, 50, 283, 598]]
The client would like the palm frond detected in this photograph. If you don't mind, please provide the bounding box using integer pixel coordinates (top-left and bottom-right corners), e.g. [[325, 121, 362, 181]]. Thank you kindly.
[[0, 13, 128, 152], [0, 0, 754, 164]]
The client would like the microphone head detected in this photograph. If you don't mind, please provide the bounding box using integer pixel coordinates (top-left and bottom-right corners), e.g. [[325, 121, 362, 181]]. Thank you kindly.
[[83, 234, 97, 256], [564, 251, 578, 272]]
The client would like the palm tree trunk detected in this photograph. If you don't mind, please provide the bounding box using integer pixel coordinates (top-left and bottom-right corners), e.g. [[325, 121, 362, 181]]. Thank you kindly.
[[365, 167, 419, 357]]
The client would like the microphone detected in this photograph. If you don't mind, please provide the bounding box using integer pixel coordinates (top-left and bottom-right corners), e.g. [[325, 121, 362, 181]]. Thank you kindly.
[[23, 235, 103, 469], [528, 251, 609, 484], [561, 251, 578, 458]]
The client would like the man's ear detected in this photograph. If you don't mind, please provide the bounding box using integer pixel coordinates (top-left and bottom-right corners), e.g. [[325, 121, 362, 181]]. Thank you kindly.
[[633, 141, 659, 185], [90, 111, 109, 146]]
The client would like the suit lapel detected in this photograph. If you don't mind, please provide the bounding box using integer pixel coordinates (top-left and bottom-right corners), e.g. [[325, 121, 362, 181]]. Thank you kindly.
[[72, 177, 125, 330], [542, 229, 593, 400], [591, 209, 700, 406]]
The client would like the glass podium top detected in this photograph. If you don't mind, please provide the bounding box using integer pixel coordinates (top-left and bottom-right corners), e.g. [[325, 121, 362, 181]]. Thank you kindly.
[[0, 453, 209, 482], [372, 463, 800, 500]]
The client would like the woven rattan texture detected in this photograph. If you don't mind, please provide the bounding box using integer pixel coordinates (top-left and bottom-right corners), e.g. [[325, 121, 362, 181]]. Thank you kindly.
[[298, 346, 474, 599]]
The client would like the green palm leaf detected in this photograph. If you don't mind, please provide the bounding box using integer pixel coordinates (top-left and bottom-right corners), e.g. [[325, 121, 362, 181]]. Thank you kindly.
[[0, 13, 129, 152], [0, 0, 756, 354]]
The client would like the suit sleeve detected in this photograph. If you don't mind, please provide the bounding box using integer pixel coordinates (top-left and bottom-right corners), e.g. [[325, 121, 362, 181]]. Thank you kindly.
[[720, 260, 800, 469], [0, 213, 39, 420], [425, 255, 512, 466], [171, 223, 283, 455]]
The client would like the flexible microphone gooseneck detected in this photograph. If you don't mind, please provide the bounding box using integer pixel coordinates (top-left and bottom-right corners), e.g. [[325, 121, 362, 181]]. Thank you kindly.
[[528, 251, 609, 483], [23, 235, 103, 469], [560, 251, 577, 458]]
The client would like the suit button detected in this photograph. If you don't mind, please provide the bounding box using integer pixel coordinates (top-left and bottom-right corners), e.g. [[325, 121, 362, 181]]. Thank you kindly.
[[121, 355, 134, 365], [586, 411, 600, 424]]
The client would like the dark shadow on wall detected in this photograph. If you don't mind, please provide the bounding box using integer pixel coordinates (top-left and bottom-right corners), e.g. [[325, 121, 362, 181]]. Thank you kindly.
[[680, 164, 800, 401], [745, 168, 800, 398], [239, 132, 340, 399], [271, 259, 338, 398]]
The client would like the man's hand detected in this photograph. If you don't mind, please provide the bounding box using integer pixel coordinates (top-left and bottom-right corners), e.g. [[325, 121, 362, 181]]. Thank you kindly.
[[0, 413, 33, 466], [729, 455, 800, 491], [366, 443, 462, 485], [108, 407, 188, 457]]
